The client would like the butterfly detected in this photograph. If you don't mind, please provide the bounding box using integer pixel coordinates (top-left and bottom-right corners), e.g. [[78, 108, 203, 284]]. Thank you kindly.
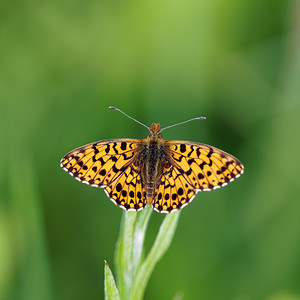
[[60, 106, 244, 213]]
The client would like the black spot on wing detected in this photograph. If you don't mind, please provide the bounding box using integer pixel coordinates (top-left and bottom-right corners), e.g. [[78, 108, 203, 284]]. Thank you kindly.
[[121, 142, 127, 150], [180, 144, 186, 153]]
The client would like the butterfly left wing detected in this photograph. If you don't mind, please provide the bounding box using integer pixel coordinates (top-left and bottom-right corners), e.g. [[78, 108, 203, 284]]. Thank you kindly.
[[60, 139, 146, 210]]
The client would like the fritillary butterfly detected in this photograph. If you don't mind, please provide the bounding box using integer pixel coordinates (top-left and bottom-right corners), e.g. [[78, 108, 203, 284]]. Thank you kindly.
[[60, 107, 244, 213]]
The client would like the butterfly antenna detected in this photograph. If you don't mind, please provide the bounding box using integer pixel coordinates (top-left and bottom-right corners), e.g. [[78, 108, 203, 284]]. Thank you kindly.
[[109, 106, 150, 131], [160, 116, 206, 132]]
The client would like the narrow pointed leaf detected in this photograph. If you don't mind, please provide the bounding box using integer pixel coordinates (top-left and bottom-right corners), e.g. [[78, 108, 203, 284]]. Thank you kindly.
[[104, 261, 120, 300]]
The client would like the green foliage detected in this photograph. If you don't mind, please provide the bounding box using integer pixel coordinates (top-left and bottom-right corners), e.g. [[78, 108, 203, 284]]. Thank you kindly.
[[1, 0, 300, 299], [105, 207, 180, 300], [131, 210, 180, 300]]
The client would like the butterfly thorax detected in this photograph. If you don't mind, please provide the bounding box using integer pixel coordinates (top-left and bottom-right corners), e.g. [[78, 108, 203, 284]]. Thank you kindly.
[[136, 123, 170, 205]]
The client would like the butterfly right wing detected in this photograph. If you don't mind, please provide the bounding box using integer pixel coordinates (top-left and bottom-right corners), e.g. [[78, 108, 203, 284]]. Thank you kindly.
[[152, 140, 244, 213], [152, 164, 196, 213]]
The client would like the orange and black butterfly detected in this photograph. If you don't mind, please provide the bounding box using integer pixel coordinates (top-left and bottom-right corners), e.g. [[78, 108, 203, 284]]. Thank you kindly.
[[60, 107, 244, 213]]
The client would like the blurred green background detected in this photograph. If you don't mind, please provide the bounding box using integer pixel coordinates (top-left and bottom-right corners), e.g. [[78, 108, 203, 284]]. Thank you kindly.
[[1, 0, 300, 299]]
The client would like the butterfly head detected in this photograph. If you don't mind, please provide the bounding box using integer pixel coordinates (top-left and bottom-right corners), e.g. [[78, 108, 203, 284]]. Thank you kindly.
[[148, 123, 162, 140]]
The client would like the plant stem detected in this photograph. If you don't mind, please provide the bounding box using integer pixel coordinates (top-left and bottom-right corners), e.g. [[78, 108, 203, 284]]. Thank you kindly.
[[131, 210, 181, 300], [111, 208, 181, 300], [132, 206, 152, 276], [114, 210, 136, 300]]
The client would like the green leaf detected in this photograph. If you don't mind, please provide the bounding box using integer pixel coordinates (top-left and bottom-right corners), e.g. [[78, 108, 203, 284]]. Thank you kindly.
[[104, 261, 120, 300]]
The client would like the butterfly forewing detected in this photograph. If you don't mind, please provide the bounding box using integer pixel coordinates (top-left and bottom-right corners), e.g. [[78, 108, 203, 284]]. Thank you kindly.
[[166, 141, 244, 193]]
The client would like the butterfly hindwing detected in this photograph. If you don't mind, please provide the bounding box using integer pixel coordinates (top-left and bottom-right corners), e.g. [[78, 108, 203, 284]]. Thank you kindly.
[[153, 165, 196, 213], [104, 165, 146, 211]]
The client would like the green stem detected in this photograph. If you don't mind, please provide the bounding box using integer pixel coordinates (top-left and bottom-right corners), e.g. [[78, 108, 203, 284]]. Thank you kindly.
[[131, 211, 181, 300], [112, 208, 181, 300], [114, 210, 136, 300], [132, 206, 152, 276]]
